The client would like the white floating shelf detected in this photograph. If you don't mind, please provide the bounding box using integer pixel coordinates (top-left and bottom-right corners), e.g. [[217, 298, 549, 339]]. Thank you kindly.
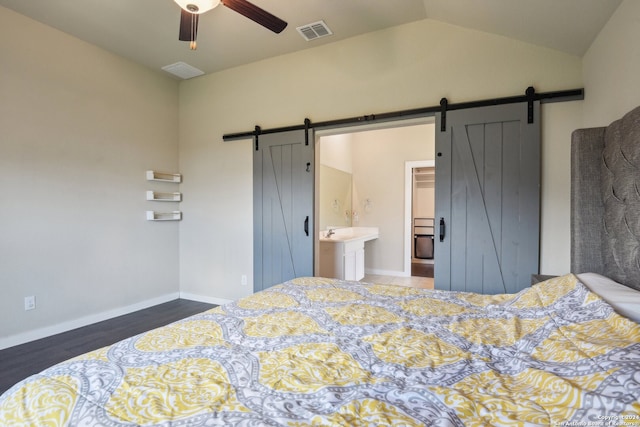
[[146, 170, 181, 183], [146, 211, 182, 221], [146, 191, 182, 202]]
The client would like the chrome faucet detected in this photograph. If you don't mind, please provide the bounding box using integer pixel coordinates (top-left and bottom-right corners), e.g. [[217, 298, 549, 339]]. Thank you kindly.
[[325, 228, 335, 238]]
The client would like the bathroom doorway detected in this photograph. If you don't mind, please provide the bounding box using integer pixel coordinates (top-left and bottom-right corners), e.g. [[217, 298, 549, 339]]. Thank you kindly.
[[315, 119, 435, 283]]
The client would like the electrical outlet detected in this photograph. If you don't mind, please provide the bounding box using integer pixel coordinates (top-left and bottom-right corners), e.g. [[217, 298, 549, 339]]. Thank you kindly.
[[24, 296, 36, 311], [241, 275, 248, 286]]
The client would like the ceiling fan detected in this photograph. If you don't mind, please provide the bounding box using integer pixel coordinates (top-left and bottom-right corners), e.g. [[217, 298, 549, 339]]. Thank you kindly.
[[174, 0, 288, 50]]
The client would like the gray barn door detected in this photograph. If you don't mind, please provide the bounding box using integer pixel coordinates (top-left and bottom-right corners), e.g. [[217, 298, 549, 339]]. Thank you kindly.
[[253, 129, 314, 292], [434, 102, 540, 294]]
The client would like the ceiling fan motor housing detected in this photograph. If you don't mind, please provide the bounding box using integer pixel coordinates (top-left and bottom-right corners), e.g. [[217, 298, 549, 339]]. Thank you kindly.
[[174, 0, 220, 14]]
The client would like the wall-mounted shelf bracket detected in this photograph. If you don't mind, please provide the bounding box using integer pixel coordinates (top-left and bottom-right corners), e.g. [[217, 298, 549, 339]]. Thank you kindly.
[[146, 170, 182, 183], [146, 211, 182, 221], [146, 191, 182, 201]]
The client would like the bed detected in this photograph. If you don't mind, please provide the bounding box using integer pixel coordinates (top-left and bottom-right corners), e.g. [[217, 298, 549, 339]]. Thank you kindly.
[[2, 106, 640, 426], [0, 274, 639, 426]]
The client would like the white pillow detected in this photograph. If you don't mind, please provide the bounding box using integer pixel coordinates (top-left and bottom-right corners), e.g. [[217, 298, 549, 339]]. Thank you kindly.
[[577, 273, 640, 323]]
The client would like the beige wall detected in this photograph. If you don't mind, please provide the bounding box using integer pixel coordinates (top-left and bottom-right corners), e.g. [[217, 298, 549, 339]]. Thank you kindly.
[[350, 124, 433, 274], [319, 134, 354, 174], [538, 0, 640, 276], [0, 7, 180, 347], [539, 101, 583, 275], [582, 0, 640, 126], [179, 18, 583, 301]]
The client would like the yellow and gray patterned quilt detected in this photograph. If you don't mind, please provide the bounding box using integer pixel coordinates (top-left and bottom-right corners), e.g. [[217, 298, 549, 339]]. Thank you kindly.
[[1, 274, 640, 426]]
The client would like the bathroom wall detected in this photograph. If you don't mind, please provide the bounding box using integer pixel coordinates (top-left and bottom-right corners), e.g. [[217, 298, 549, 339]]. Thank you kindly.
[[318, 134, 354, 231], [318, 165, 353, 231], [317, 123, 433, 275], [349, 123, 434, 275]]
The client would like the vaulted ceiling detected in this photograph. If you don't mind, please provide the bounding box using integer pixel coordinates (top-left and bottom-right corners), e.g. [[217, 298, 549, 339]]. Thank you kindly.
[[0, 0, 622, 78]]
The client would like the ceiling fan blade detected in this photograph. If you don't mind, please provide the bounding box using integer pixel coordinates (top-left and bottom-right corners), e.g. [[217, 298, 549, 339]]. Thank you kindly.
[[179, 8, 199, 42], [221, 0, 287, 34]]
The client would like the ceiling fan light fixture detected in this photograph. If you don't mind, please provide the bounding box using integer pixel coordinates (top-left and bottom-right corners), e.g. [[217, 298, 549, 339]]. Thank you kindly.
[[174, 0, 220, 14], [176, 0, 288, 50]]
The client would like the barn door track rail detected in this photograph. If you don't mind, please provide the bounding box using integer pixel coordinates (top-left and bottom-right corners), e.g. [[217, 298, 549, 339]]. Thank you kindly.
[[224, 86, 584, 144]]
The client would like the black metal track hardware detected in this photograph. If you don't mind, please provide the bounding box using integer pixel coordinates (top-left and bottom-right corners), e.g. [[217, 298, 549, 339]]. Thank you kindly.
[[254, 126, 261, 151], [225, 87, 584, 142], [304, 118, 311, 146], [440, 98, 448, 132], [526, 86, 536, 124]]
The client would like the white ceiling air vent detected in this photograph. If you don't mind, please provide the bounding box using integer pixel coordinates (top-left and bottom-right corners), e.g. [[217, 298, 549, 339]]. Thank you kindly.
[[296, 20, 333, 42], [161, 62, 205, 80]]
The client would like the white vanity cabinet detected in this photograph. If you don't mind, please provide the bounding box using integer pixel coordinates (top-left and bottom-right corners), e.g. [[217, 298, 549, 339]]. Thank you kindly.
[[319, 227, 378, 281], [320, 239, 365, 280]]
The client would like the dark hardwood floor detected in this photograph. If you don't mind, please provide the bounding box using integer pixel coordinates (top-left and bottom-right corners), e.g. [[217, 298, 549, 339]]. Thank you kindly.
[[0, 299, 215, 395]]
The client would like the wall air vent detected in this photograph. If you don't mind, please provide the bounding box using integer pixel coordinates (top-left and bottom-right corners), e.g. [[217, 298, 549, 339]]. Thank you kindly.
[[296, 20, 333, 41], [161, 62, 204, 80]]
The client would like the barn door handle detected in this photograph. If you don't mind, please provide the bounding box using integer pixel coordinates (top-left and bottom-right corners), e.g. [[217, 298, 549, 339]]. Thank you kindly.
[[304, 216, 309, 236], [439, 217, 446, 242]]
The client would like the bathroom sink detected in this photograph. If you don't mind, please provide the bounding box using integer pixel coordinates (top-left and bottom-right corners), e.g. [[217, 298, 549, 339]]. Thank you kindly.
[[318, 227, 379, 281], [319, 227, 379, 243]]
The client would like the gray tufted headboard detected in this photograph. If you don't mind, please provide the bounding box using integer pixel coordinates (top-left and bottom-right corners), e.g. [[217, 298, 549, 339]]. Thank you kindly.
[[571, 105, 640, 291]]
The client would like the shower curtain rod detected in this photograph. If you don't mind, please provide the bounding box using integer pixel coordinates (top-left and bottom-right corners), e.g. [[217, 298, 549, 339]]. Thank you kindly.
[[222, 87, 583, 142]]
